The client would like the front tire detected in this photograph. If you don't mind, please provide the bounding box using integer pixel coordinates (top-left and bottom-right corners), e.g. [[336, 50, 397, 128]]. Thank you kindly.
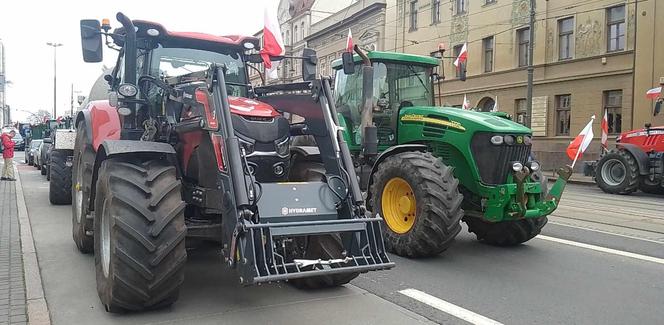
[[595, 150, 639, 194], [290, 235, 359, 289], [94, 158, 187, 312], [464, 216, 547, 246], [639, 177, 664, 195], [72, 124, 95, 253], [49, 150, 72, 205], [370, 152, 463, 257]]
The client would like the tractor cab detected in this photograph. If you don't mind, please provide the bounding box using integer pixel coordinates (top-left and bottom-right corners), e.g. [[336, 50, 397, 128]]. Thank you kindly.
[[333, 52, 437, 147]]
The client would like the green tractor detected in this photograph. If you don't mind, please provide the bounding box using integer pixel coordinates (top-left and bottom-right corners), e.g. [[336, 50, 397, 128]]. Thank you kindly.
[[326, 49, 572, 257]]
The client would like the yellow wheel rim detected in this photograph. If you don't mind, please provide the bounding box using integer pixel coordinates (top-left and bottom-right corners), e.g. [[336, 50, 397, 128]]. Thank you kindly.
[[381, 177, 416, 234]]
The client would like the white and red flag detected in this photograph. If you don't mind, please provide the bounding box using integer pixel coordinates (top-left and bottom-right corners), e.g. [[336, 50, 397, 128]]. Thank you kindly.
[[566, 115, 596, 167], [462, 94, 471, 110], [600, 109, 609, 151], [453, 43, 467, 69], [646, 86, 662, 100], [259, 6, 285, 79], [345, 28, 353, 53]]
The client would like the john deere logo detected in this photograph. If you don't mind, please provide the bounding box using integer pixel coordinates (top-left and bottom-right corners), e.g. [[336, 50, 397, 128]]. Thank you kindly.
[[516, 136, 524, 144]]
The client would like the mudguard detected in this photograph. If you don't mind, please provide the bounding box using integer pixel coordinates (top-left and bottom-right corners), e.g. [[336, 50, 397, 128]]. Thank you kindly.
[[365, 144, 427, 210], [616, 143, 649, 175], [75, 100, 121, 150]]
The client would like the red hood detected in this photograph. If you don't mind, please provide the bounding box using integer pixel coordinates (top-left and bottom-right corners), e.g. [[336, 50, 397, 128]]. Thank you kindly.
[[228, 97, 279, 118]]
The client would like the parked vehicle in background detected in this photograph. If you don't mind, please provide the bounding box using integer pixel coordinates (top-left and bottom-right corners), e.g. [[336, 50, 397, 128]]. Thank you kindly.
[[38, 138, 52, 176], [25, 139, 43, 165], [11, 133, 25, 151], [595, 123, 664, 195]]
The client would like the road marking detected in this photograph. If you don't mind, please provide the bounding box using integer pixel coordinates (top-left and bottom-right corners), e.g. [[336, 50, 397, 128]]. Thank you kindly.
[[537, 235, 664, 265], [548, 221, 664, 245], [399, 289, 503, 325]]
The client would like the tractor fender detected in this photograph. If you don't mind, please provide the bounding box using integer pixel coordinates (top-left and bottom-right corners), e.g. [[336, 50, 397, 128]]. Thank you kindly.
[[616, 143, 649, 175], [76, 100, 121, 151], [290, 146, 321, 161], [88, 140, 178, 212], [365, 144, 427, 210]]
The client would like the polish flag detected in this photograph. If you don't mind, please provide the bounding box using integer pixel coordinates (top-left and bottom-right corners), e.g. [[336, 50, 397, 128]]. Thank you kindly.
[[646, 86, 662, 100], [259, 6, 285, 79], [462, 94, 471, 110], [346, 28, 353, 53], [453, 43, 468, 69], [566, 115, 595, 167], [600, 109, 609, 151]]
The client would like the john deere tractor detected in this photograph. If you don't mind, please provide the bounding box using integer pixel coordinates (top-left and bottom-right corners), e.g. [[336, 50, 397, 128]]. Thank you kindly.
[[324, 48, 572, 257]]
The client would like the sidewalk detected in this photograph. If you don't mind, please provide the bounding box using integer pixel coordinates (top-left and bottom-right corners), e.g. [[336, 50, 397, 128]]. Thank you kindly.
[[546, 170, 595, 185], [0, 178, 27, 324]]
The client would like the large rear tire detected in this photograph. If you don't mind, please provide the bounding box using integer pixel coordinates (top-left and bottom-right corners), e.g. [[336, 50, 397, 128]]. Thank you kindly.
[[464, 216, 547, 246], [72, 123, 95, 253], [49, 150, 72, 205], [370, 152, 463, 257], [94, 158, 187, 312], [595, 150, 638, 194]]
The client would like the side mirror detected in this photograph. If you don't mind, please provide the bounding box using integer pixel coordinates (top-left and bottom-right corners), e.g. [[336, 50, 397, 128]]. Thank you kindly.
[[246, 53, 264, 64], [80, 19, 103, 63], [341, 52, 355, 75], [301, 48, 317, 81]]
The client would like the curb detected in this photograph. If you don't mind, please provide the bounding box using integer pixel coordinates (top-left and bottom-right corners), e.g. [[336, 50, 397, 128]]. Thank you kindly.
[[15, 165, 52, 325]]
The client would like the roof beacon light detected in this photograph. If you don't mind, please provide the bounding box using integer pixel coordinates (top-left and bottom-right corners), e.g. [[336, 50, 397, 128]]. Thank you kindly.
[[101, 18, 111, 32]]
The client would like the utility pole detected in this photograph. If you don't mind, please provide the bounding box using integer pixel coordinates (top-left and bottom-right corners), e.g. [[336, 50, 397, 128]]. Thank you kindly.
[[526, 0, 535, 127], [46, 42, 63, 119]]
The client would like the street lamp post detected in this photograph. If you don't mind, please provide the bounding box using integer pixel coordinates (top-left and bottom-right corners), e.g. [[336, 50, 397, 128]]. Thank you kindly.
[[46, 42, 63, 119], [525, 0, 535, 128]]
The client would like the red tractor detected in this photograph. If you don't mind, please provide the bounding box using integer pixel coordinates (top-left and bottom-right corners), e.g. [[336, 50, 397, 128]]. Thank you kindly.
[[595, 123, 664, 194], [75, 13, 393, 312]]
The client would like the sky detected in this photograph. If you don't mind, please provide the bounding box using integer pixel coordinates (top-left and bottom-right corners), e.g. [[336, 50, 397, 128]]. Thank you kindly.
[[0, 0, 279, 122]]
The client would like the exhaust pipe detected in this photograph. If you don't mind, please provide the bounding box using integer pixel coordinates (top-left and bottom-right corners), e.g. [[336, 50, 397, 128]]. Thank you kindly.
[[354, 45, 378, 159]]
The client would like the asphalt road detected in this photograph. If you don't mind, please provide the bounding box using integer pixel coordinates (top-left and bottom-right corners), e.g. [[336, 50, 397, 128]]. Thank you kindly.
[[15, 155, 664, 325]]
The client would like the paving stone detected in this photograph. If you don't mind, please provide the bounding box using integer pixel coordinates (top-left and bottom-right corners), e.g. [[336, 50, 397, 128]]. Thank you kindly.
[[0, 180, 27, 323]]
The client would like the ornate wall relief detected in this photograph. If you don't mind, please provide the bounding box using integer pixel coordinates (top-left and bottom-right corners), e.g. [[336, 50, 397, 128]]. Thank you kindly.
[[546, 26, 554, 62], [449, 14, 468, 45], [512, 0, 531, 26], [575, 19, 601, 58], [627, 5, 635, 50]]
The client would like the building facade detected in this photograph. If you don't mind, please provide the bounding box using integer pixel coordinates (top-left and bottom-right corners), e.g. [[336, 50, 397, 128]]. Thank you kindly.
[[384, 0, 663, 169], [249, 0, 350, 85], [0, 41, 7, 126], [305, 0, 387, 78]]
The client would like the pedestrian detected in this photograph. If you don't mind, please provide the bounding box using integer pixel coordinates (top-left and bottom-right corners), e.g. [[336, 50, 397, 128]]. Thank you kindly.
[[1, 129, 17, 181]]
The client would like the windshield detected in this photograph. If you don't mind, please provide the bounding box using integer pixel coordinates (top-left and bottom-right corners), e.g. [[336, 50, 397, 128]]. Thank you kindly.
[[335, 62, 433, 144], [150, 47, 248, 97]]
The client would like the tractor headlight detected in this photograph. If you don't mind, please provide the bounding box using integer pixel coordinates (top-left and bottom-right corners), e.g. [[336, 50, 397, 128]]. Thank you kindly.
[[275, 137, 289, 157], [504, 135, 516, 145], [523, 135, 533, 145], [118, 83, 138, 97], [512, 162, 524, 172], [490, 135, 504, 145], [529, 160, 540, 172]]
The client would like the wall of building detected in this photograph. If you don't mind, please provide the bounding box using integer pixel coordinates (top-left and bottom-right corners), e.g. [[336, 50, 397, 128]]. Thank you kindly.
[[633, 0, 664, 128]]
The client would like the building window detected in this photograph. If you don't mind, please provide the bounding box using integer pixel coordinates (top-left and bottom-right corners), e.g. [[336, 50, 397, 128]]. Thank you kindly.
[[517, 28, 530, 67], [410, 1, 418, 31], [455, 0, 467, 15], [558, 17, 574, 60], [604, 90, 622, 134], [483, 36, 494, 72], [301, 22, 305, 40], [485, 0, 496, 4], [286, 30, 290, 45], [515, 99, 527, 125], [555, 95, 571, 136], [294, 26, 298, 42], [432, 0, 441, 24], [453, 44, 464, 77], [607, 5, 625, 52]]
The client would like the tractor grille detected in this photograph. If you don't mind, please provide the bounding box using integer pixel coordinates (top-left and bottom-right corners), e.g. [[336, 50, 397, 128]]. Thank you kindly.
[[471, 132, 531, 185]]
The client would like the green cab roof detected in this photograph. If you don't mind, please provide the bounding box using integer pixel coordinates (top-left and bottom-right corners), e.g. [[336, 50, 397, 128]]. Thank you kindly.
[[331, 51, 440, 69]]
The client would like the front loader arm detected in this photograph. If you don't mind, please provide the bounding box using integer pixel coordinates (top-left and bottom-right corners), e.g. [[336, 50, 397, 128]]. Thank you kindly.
[[540, 165, 573, 214]]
